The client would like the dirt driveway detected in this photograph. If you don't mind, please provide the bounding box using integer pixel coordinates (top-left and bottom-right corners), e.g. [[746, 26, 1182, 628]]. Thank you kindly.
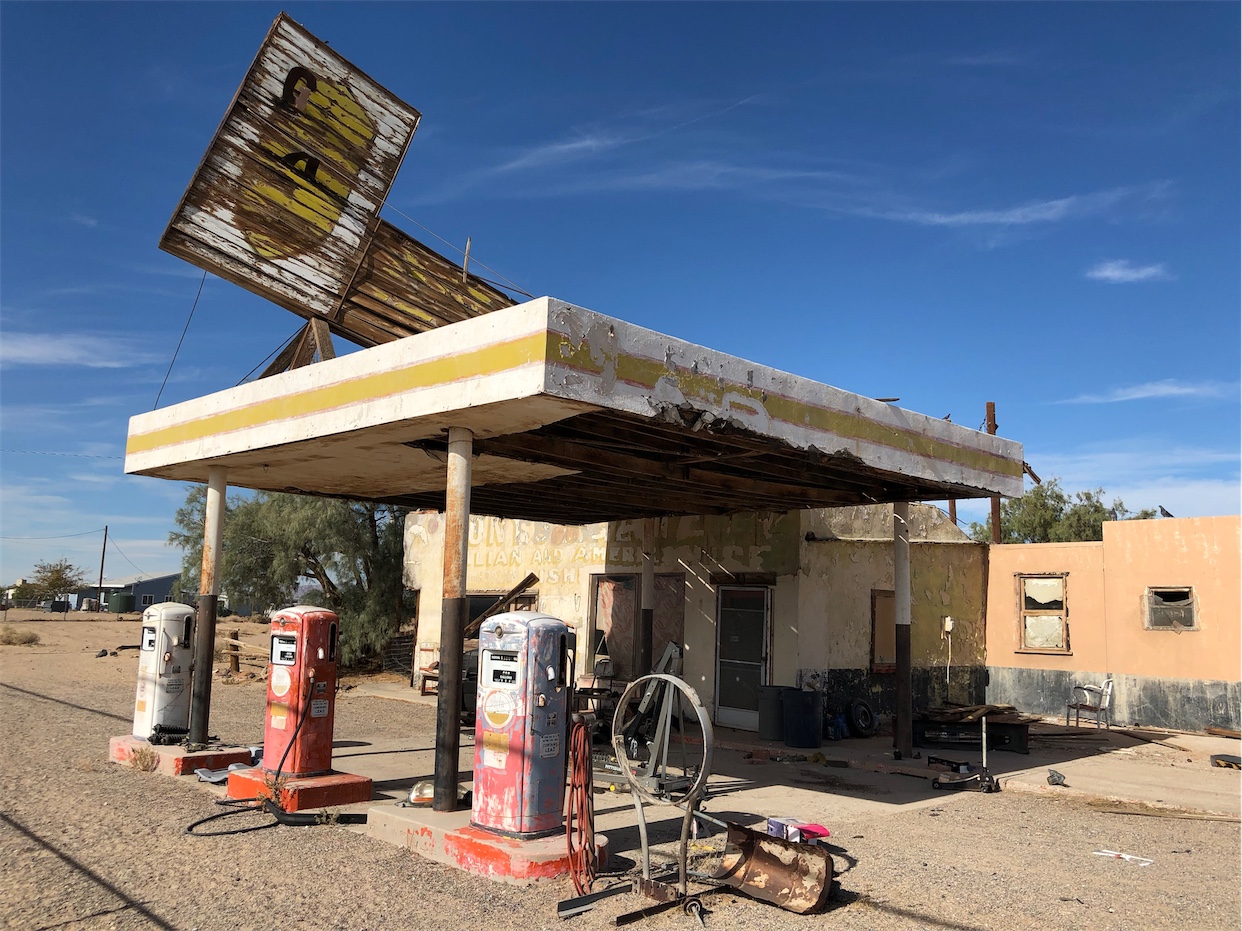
[[1, 615, 1238, 930]]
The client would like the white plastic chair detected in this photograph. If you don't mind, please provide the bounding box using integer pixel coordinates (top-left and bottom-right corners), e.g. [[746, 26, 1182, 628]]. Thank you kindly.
[[1067, 678, 1113, 729]]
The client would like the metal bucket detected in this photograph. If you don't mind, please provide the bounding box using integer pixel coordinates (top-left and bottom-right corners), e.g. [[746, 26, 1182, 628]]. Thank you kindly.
[[711, 821, 834, 914]]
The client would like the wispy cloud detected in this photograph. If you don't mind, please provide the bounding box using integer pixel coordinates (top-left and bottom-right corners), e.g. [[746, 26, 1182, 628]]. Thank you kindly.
[[413, 95, 767, 204], [126, 262, 215, 281], [0, 333, 158, 369], [858, 184, 1159, 228], [954, 440, 1240, 525], [1085, 259, 1171, 283], [1061, 380, 1235, 404], [948, 50, 1030, 67], [70, 213, 99, 228], [553, 160, 859, 195], [490, 132, 633, 174]]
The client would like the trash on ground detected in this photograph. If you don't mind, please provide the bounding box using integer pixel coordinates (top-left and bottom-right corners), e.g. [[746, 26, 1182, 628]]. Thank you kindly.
[[1092, 850, 1153, 866]]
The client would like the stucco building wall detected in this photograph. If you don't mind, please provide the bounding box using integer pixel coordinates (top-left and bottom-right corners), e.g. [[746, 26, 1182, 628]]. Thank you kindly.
[[404, 503, 985, 730], [985, 517, 1240, 731]]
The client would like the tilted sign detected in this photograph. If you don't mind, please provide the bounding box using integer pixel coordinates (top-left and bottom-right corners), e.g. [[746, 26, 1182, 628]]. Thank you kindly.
[[161, 13, 513, 348]]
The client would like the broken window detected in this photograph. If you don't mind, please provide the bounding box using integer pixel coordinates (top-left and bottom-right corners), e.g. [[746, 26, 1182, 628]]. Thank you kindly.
[[1017, 574, 1069, 652], [1146, 587, 1197, 630]]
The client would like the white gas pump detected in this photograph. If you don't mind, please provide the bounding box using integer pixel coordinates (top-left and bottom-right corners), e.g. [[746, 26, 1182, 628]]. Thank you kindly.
[[472, 612, 575, 838], [132, 601, 194, 744]]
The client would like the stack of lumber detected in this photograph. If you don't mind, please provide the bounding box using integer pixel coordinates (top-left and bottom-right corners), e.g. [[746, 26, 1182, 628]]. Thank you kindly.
[[920, 703, 1040, 724]]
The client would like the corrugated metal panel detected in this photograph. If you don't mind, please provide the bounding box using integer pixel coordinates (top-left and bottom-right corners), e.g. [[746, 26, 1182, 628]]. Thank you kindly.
[[160, 14, 511, 347]]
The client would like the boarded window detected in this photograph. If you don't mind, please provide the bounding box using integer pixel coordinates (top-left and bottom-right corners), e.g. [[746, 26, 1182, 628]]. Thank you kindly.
[[1018, 575, 1069, 652], [1146, 588, 1197, 630], [591, 575, 638, 679], [653, 574, 686, 657], [871, 590, 896, 672], [590, 573, 686, 680]]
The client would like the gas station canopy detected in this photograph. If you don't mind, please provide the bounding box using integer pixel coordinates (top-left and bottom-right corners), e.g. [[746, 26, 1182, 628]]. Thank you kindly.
[[125, 298, 1023, 524]]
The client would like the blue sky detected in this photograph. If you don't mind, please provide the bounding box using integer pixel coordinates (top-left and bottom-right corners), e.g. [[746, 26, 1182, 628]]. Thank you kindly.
[[1, 2, 1238, 585]]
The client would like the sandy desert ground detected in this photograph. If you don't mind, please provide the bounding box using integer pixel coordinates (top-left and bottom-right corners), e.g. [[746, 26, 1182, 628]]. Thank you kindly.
[[1, 611, 1238, 931]]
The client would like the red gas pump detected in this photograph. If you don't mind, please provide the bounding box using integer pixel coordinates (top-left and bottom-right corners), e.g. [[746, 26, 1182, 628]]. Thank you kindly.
[[263, 605, 339, 778], [226, 604, 372, 811]]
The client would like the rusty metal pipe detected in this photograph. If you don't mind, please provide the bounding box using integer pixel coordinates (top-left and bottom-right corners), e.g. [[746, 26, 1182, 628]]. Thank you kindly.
[[987, 402, 1001, 544], [894, 501, 912, 759], [434, 427, 472, 811], [639, 519, 657, 674]]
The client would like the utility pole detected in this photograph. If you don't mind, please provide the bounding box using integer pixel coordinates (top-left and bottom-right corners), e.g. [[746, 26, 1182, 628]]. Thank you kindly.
[[97, 525, 108, 611], [986, 402, 1001, 545]]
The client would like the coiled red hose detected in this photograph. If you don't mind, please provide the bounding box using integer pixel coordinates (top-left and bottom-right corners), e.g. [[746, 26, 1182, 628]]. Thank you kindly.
[[565, 719, 596, 895]]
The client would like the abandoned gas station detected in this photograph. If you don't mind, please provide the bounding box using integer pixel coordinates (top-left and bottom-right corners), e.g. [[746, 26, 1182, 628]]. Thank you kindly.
[[116, 12, 1038, 906]]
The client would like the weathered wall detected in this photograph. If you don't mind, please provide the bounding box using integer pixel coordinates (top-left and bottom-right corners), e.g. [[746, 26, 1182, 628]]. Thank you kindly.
[[404, 503, 986, 725], [404, 512, 610, 678], [796, 504, 988, 714], [614, 510, 802, 714], [985, 542, 1107, 676], [1102, 516, 1240, 682], [985, 517, 1241, 731]]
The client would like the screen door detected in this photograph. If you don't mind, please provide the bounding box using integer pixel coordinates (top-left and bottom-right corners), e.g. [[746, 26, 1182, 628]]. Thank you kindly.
[[716, 586, 769, 730]]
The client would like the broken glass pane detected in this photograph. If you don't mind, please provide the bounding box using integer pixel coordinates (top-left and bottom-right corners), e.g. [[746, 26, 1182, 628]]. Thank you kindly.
[[1023, 614, 1065, 649], [1023, 577, 1064, 611]]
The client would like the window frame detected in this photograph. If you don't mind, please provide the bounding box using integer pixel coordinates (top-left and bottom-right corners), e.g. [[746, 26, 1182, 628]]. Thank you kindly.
[[140, 593, 156, 607], [1015, 572, 1071, 655], [870, 589, 897, 673], [1144, 586, 1198, 631]]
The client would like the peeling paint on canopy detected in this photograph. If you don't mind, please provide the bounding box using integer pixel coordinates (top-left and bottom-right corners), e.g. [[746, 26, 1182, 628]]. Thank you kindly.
[[125, 298, 1023, 524]]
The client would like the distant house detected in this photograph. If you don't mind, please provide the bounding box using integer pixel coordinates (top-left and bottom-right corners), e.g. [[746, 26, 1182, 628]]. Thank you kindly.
[[985, 516, 1241, 733], [72, 574, 183, 611]]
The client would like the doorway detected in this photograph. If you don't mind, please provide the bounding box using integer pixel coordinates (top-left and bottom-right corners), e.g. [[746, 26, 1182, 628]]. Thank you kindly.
[[715, 586, 770, 730]]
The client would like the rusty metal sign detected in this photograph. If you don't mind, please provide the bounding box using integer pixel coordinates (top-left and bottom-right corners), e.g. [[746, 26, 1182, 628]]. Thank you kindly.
[[161, 13, 512, 347]]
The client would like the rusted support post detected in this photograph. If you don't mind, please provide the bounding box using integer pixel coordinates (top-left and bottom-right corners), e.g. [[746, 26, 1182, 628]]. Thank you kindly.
[[434, 427, 472, 811], [639, 519, 657, 674], [986, 402, 1001, 544], [894, 501, 913, 759], [189, 465, 226, 747], [227, 628, 240, 674]]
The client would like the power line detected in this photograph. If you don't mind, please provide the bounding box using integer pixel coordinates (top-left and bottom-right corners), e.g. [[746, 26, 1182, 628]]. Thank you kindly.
[[380, 203, 534, 298], [0, 450, 122, 460], [0, 528, 106, 541], [105, 538, 150, 579], [237, 328, 300, 386], [154, 269, 208, 410]]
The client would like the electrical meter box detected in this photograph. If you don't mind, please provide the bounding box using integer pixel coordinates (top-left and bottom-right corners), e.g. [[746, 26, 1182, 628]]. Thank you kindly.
[[132, 602, 195, 743], [472, 612, 575, 838], [262, 605, 339, 778]]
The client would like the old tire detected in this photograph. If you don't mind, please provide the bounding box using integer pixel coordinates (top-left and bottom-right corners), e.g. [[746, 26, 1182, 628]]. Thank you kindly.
[[847, 698, 878, 738]]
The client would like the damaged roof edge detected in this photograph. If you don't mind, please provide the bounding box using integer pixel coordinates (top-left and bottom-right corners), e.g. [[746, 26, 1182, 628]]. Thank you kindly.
[[540, 299, 1023, 497], [124, 297, 1023, 504]]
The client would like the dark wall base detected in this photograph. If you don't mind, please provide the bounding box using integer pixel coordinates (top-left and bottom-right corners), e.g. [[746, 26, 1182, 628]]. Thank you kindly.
[[797, 666, 986, 717], [987, 666, 1241, 733]]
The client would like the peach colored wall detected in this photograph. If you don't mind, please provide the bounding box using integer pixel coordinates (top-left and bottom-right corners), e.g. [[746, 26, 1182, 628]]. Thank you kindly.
[[1102, 517, 1240, 682], [985, 517, 1240, 683], [985, 542, 1105, 674]]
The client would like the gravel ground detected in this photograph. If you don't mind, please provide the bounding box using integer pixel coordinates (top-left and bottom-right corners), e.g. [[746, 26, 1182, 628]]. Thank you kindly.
[[1, 616, 1238, 931]]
